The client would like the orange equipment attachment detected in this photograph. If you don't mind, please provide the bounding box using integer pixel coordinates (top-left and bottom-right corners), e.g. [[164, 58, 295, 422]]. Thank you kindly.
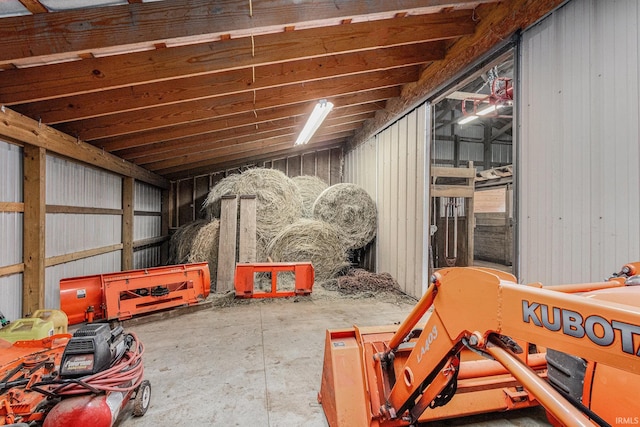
[[0, 334, 71, 425], [234, 262, 314, 298], [60, 262, 210, 325], [319, 264, 640, 427]]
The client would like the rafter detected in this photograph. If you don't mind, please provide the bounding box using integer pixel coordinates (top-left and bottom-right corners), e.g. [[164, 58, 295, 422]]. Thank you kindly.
[[0, 11, 474, 104], [12, 42, 444, 124], [0, 0, 492, 64], [56, 68, 417, 141]]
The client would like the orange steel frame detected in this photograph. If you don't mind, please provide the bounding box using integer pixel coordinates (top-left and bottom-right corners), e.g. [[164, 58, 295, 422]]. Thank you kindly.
[[234, 262, 314, 298], [319, 264, 640, 427], [60, 263, 210, 324]]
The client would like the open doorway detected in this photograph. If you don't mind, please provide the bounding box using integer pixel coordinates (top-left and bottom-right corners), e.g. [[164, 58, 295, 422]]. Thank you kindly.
[[429, 50, 514, 274]]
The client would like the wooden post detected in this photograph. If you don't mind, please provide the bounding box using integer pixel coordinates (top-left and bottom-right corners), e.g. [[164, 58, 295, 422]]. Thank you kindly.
[[216, 195, 238, 292], [122, 177, 134, 271], [238, 195, 257, 263], [161, 188, 170, 265], [22, 145, 45, 316]]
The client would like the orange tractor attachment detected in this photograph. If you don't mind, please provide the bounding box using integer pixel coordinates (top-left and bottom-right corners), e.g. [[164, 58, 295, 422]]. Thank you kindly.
[[319, 263, 640, 427], [234, 262, 314, 298], [60, 262, 210, 325]]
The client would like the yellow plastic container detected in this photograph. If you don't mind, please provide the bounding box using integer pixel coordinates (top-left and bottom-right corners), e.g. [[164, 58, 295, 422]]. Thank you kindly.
[[32, 309, 69, 334], [0, 318, 54, 343]]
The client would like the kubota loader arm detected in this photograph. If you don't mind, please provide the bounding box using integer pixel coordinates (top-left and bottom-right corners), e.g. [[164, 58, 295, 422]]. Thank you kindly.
[[319, 263, 640, 427]]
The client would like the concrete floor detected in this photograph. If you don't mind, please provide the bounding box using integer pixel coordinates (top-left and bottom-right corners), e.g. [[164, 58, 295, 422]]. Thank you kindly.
[[116, 289, 550, 427]]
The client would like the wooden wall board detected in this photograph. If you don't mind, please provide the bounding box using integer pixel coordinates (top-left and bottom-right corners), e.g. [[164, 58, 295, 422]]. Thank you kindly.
[[216, 195, 238, 292]]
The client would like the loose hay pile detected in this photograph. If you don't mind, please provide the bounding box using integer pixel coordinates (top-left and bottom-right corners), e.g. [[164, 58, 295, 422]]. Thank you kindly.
[[203, 168, 304, 242], [312, 183, 377, 250], [322, 268, 401, 295], [168, 219, 208, 264], [292, 175, 329, 218], [187, 219, 220, 287], [266, 219, 350, 282]]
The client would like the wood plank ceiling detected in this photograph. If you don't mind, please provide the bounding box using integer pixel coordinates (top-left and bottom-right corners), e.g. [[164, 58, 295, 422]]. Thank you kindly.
[[0, 0, 502, 181]]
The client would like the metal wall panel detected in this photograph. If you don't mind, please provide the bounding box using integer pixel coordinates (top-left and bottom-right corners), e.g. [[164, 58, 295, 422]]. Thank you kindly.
[[134, 216, 161, 241], [344, 104, 429, 298], [0, 274, 22, 321], [46, 154, 122, 208], [0, 140, 22, 202], [46, 214, 122, 257], [45, 251, 121, 309], [134, 181, 161, 211], [520, 0, 640, 285], [0, 213, 23, 266], [133, 246, 161, 269]]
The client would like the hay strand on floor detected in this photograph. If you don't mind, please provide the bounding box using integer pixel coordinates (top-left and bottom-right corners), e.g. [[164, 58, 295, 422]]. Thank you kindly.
[[322, 268, 400, 295], [312, 183, 377, 250], [266, 219, 350, 282], [292, 175, 329, 218]]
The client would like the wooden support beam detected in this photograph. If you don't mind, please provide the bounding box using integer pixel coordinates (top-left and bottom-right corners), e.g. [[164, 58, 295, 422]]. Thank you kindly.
[[0, 263, 24, 278], [217, 195, 238, 293], [45, 244, 124, 267], [17, 42, 444, 124], [161, 189, 170, 264], [0, 107, 168, 188], [1, 0, 494, 64], [238, 195, 257, 263], [22, 145, 45, 316], [122, 177, 134, 270], [56, 67, 418, 141], [93, 92, 393, 152], [0, 202, 24, 212], [0, 12, 474, 104]]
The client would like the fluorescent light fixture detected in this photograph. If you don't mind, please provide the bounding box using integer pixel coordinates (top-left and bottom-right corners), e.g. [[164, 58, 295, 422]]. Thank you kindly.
[[458, 115, 478, 125], [295, 99, 334, 145]]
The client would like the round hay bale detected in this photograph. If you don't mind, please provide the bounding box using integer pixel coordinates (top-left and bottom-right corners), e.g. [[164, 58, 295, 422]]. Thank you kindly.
[[202, 168, 304, 241], [187, 219, 220, 289], [292, 175, 329, 218], [312, 183, 377, 250], [266, 219, 350, 282], [202, 174, 242, 219], [168, 219, 208, 264]]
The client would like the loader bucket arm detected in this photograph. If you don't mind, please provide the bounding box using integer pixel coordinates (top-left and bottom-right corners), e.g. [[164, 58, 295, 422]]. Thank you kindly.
[[319, 266, 640, 427]]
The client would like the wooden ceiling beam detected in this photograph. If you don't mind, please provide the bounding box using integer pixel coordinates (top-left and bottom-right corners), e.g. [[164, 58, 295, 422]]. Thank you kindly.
[[130, 111, 373, 165], [118, 107, 374, 160], [164, 139, 347, 181], [144, 122, 361, 171], [158, 132, 353, 179], [57, 67, 417, 141], [0, 11, 474, 104], [0, 0, 492, 63], [17, 0, 47, 14], [92, 92, 393, 151], [13, 42, 444, 124]]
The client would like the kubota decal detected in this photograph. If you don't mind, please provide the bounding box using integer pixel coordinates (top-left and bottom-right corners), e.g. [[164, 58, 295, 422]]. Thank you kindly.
[[522, 300, 640, 355]]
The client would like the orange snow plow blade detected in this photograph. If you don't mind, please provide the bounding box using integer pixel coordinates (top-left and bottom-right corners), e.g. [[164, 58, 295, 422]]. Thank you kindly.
[[60, 262, 210, 325]]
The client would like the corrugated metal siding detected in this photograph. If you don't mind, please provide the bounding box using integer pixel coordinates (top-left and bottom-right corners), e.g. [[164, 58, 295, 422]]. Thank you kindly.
[[0, 140, 22, 202], [519, 0, 640, 285], [45, 252, 121, 309], [0, 274, 22, 321], [133, 246, 161, 269], [46, 155, 121, 208], [0, 141, 23, 317], [344, 104, 429, 298], [135, 181, 161, 211], [46, 214, 122, 257], [134, 216, 161, 241]]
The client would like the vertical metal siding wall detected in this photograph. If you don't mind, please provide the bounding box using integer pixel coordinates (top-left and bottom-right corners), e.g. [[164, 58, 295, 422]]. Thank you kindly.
[[344, 104, 429, 298], [45, 155, 123, 308], [134, 181, 162, 269], [0, 140, 23, 320], [520, 0, 640, 285]]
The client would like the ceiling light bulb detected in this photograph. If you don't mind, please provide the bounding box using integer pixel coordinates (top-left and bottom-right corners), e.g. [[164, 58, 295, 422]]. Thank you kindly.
[[295, 100, 334, 145]]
